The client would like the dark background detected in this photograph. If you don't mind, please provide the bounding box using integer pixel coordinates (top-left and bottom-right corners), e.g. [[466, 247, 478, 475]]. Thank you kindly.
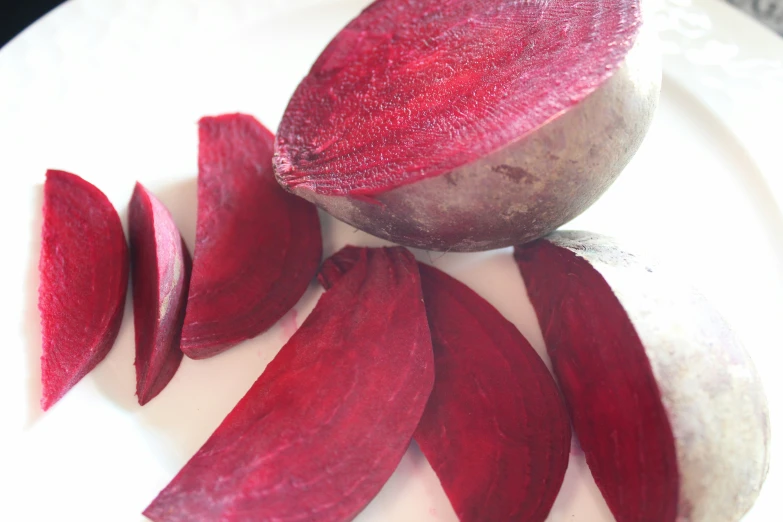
[[0, 0, 65, 49]]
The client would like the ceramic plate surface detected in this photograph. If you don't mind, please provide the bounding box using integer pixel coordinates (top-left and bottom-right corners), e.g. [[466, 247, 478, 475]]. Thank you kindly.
[[0, 0, 781, 520]]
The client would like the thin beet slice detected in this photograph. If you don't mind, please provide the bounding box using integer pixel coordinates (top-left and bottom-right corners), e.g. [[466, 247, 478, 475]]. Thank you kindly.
[[38, 170, 129, 410], [276, 0, 641, 195], [129, 183, 191, 406], [514, 236, 679, 522], [416, 264, 570, 522], [320, 248, 571, 522], [144, 247, 434, 522], [181, 113, 322, 359]]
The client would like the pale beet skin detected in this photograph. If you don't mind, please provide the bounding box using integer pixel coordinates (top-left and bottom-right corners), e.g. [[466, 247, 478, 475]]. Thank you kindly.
[[129, 183, 191, 406], [515, 231, 770, 522], [275, 0, 660, 251]]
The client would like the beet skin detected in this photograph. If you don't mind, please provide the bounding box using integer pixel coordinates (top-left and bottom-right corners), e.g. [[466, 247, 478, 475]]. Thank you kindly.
[[144, 247, 434, 522], [275, 0, 660, 251], [515, 231, 771, 522], [129, 183, 191, 406], [181, 113, 322, 359], [38, 170, 129, 410]]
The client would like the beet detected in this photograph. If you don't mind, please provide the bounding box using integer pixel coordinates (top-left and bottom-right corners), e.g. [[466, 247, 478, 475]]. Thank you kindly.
[[416, 263, 570, 522], [38, 170, 129, 410], [275, 0, 660, 251], [129, 183, 191, 406], [181, 113, 322, 359], [144, 247, 434, 522], [320, 248, 570, 522], [514, 231, 771, 522]]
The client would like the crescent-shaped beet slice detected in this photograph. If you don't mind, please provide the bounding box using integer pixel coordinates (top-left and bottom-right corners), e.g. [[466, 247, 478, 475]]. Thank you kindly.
[[275, 0, 642, 196], [320, 248, 571, 522], [415, 264, 570, 522], [38, 170, 129, 411], [514, 235, 679, 522], [129, 183, 191, 406], [144, 247, 434, 522], [181, 113, 322, 359], [515, 231, 771, 522]]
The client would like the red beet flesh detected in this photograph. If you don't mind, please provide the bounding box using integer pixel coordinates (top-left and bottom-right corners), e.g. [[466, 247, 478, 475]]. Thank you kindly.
[[514, 239, 679, 522], [181, 113, 322, 359], [38, 170, 129, 410], [417, 263, 570, 522], [144, 247, 434, 522], [129, 183, 191, 406], [275, 0, 641, 196], [321, 248, 571, 522]]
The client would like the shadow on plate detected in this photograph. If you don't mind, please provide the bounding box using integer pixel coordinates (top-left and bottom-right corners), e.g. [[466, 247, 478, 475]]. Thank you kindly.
[[24, 184, 43, 427]]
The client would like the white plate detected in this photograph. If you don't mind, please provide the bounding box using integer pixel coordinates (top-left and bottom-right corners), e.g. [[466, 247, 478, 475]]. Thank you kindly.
[[0, 0, 781, 520]]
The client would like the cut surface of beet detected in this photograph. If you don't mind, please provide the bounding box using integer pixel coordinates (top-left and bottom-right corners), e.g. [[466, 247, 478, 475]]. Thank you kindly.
[[416, 263, 570, 522], [144, 247, 434, 522], [275, 0, 641, 196], [38, 170, 129, 410], [320, 248, 571, 522], [181, 113, 322, 359], [316, 245, 363, 290], [514, 238, 679, 522], [129, 183, 191, 406]]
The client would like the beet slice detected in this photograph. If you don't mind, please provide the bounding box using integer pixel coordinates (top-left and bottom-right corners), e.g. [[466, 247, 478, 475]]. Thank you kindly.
[[276, 0, 641, 195], [38, 170, 129, 410], [321, 248, 571, 522], [516, 235, 678, 521], [416, 263, 570, 522], [144, 247, 434, 522], [514, 231, 771, 522], [129, 183, 191, 406], [181, 113, 322, 359]]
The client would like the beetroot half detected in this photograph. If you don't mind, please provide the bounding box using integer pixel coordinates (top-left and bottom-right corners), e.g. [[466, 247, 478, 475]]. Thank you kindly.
[[129, 183, 191, 406], [181, 113, 322, 359], [38, 170, 129, 410], [275, 0, 660, 251], [144, 247, 434, 522], [321, 248, 571, 522], [514, 231, 770, 522]]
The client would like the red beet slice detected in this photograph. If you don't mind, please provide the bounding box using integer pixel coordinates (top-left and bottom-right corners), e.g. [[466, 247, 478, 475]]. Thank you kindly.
[[276, 0, 641, 196], [514, 235, 679, 522], [181, 113, 322, 358], [38, 170, 129, 411], [416, 263, 570, 522], [144, 247, 434, 522], [129, 183, 191, 406], [515, 231, 772, 522], [320, 248, 571, 522]]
